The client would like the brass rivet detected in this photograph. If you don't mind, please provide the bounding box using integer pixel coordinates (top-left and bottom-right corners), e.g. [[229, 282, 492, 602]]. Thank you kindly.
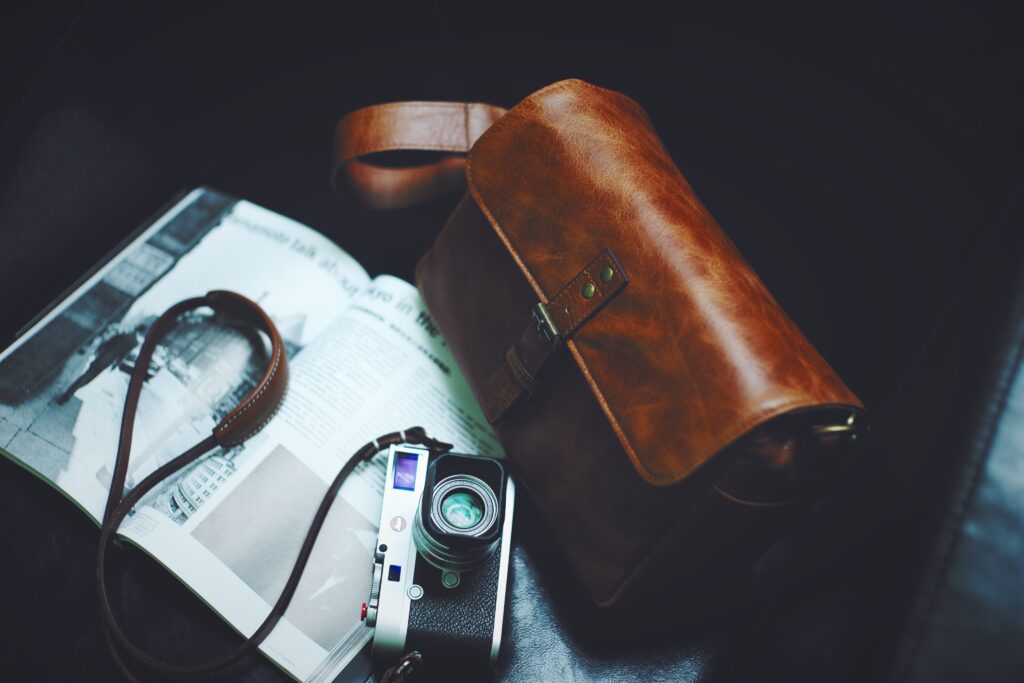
[[600, 266, 614, 283], [581, 282, 596, 299]]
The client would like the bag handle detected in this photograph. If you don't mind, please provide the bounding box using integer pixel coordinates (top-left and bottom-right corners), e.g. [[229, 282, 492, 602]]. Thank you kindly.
[[333, 101, 506, 209]]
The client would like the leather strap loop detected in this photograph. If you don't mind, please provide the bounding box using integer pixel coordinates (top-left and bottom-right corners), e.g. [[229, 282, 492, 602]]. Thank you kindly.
[[207, 290, 289, 446], [333, 101, 506, 210], [97, 292, 452, 680], [98, 291, 290, 680]]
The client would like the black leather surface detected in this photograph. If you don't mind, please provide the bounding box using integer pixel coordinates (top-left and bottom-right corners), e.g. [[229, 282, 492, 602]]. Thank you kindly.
[[406, 549, 501, 671], [2, 2, 1023, 682], [493, 498, 719, 683], [888, 181, 1024, 683]]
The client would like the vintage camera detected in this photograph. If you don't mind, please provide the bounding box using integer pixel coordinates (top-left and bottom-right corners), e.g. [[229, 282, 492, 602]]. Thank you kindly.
[[362, 444, 515, 675]]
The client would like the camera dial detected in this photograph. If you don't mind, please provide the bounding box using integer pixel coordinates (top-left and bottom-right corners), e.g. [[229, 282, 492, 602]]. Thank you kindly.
[[365, 548, 384, 626]]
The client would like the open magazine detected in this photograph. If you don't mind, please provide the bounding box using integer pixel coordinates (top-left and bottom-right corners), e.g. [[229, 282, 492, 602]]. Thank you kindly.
[[0, 188, 502, 682]]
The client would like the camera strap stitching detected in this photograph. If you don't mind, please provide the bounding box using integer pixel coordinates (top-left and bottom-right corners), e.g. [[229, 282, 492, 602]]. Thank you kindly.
[[97, 292, 449, 682]]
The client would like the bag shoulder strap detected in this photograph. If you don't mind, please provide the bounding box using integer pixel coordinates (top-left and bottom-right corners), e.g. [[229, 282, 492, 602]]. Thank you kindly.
[[333, 101, 506, 209]]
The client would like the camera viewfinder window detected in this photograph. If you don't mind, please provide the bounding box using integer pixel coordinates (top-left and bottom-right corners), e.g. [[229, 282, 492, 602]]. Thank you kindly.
[[393, 452, 419, 491]]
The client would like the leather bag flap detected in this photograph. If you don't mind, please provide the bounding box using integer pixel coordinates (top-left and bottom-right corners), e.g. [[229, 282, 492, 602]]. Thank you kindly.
[[465, 79, 863, 486]]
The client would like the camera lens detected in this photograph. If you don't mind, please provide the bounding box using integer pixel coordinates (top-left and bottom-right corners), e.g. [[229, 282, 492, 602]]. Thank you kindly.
[[428, 475, 498, 537], [413, 473, 502, 573], [440, 491, 485, 529]]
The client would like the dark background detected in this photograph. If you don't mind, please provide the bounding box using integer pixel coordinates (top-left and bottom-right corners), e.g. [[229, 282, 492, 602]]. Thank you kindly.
[[1, 1, 1022, 681]]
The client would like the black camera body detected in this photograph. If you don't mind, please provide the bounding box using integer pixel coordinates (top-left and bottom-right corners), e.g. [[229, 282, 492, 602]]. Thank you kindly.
[[363, 445, 514, 675]]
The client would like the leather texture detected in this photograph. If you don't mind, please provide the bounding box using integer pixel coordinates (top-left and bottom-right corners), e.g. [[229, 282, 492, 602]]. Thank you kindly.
[[478, 248, 629, 423], [899, 309, 1024, 682], [399, 80, 866, 611], [334, 101, 506, 210], [406, 549, 503, 679], [98, 290, 292, 681], [464, 79, 863, 484], [415, 196, 839, 610], [887, 183, 1024, 683], [207, 290, 290, 446], [332, 80, 867, 612]]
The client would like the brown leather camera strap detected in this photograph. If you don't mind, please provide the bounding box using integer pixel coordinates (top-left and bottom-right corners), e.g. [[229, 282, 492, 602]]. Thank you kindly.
[[96, 289, 453, 681], [97, 290, 289, 680], [333, 100, 506, 209]]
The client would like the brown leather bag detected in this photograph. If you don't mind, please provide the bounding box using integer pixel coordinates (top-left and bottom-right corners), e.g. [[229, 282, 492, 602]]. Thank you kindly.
[[334, 79, 865, 614]]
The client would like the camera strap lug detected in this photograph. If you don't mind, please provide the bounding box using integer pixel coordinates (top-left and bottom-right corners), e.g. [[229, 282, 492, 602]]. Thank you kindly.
[[381, 651, 424, 683]]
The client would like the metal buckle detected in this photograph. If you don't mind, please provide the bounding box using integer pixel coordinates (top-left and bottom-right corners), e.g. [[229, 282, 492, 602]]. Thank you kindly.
[[812, 411, 864, 440], [532, 302, 562, 343]]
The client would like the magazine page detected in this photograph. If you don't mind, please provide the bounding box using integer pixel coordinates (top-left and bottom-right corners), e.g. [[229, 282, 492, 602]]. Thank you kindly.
[[0, 188, 502, 682], [0, 188, 369, 521], [115, 274, 503, 682], [0, 188, 372, 680]]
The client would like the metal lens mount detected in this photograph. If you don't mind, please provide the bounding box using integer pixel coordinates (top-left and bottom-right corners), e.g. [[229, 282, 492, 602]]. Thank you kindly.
[[413, 474, 500, 574]]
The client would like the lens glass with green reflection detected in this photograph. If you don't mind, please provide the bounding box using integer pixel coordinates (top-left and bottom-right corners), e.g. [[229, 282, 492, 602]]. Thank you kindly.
[[440, 490, 485, 529]]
